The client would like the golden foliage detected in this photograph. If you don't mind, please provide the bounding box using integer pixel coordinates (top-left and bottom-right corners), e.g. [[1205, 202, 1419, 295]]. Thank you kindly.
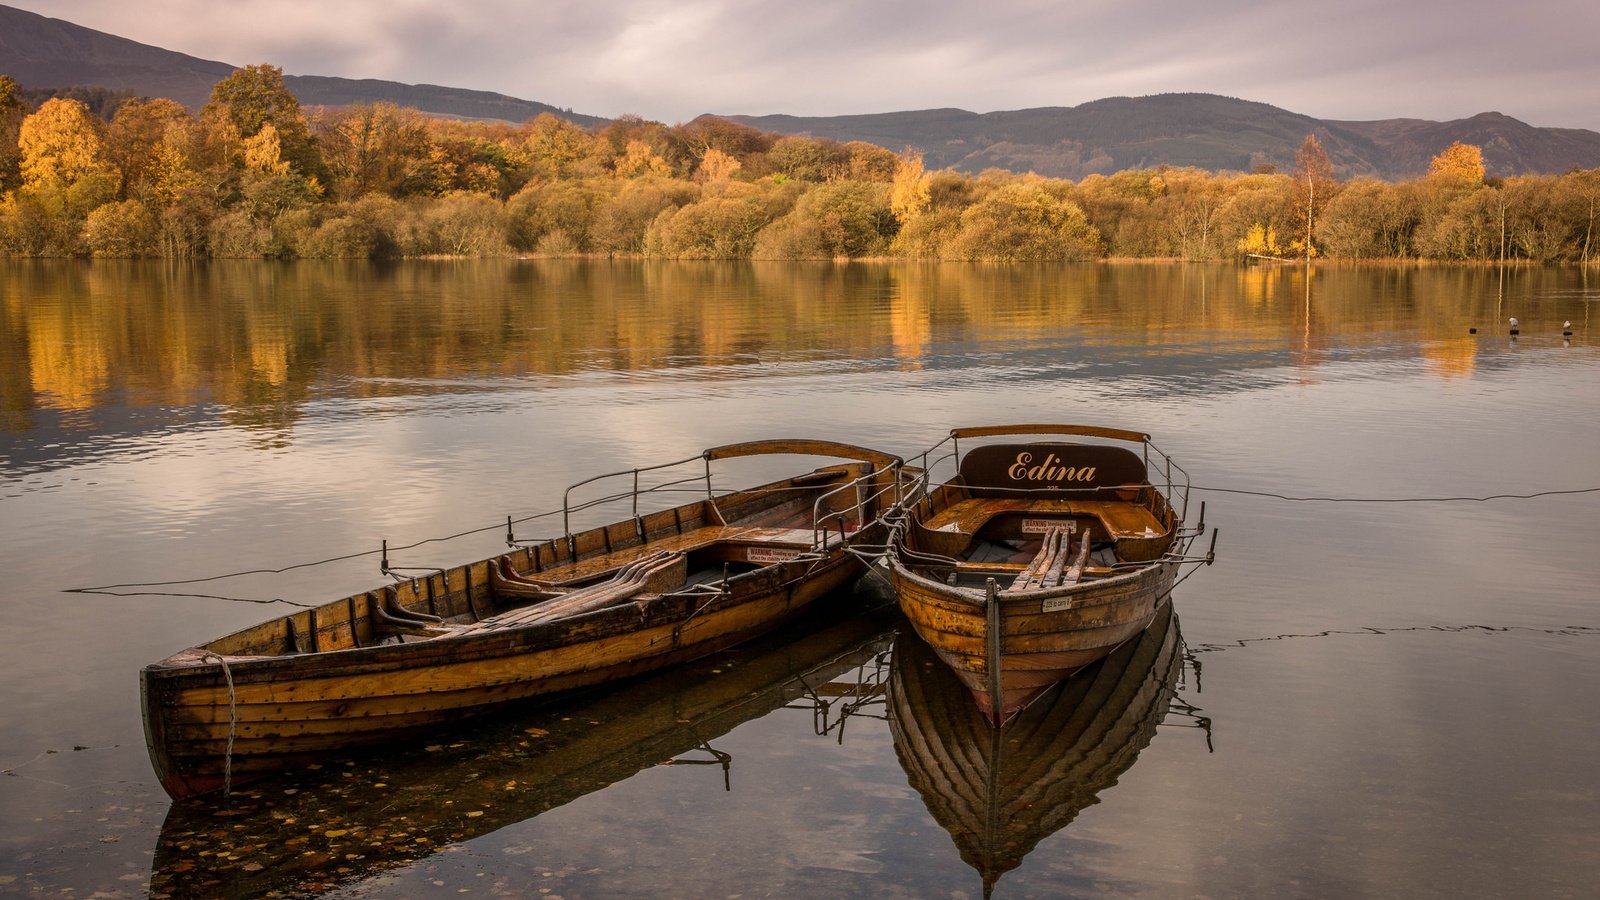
[[1428, 141, 1485, 187], [18, 98, 117, 195], [1237, 222, 1282, 257], [614, 139, 672, 179], [243, 123, 292, 176], [696, 148, 741, 183], [889, 151, 930, 225], [6, 71, 1600, 263]]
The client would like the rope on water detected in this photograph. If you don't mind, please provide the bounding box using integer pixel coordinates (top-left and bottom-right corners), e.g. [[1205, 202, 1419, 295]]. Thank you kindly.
[[59, 476, 1599, 603], [1188, 623, 1600, 654], [1191, 485, 1600, 503], [203, 653, 237, 797]]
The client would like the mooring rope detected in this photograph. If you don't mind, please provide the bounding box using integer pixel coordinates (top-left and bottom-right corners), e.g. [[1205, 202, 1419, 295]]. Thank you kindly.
[[59, 480, 1600, 602], [1190, 485, 1600, 503], [60, 482, 820, 596], [1188, 623, 1599, 654], [202, 653, 237, 797]]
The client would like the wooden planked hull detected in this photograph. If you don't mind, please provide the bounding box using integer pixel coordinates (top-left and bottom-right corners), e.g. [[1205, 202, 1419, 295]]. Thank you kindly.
[[143, 439, 907, 800], [889, 557, 1177, 723], [145, 549, 867, 799], [887, 603, 1181, 896], [150, 605, 897, 897]]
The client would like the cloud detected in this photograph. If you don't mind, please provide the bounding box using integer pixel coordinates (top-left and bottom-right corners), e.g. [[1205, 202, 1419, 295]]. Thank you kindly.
[[11, 0, 1600, 128]]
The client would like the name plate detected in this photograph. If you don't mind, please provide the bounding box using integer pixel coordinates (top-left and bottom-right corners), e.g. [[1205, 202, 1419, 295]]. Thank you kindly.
[[1041, 597, 1073, 613], [1020, 518, 1076, 535], [960, 443, 1147, 491], [748, 547, 803, 564]]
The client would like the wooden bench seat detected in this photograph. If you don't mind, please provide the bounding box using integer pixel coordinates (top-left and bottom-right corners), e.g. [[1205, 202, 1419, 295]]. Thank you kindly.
[[922, 497, 1164, 541]]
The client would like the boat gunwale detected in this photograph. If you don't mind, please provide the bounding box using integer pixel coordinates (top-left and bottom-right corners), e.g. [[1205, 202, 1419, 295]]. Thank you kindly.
[[151, 443, 908, 667], [142, 549, 863, 681], [886, 552, 1168, 608]]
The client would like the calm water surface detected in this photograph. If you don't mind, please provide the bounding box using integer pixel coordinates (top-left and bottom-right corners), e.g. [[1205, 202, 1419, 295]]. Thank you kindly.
[[1, 260, 1598, 898]]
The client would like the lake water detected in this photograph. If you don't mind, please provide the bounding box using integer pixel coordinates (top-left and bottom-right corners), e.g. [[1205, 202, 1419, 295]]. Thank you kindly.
[[1, 260, 1597, 898]]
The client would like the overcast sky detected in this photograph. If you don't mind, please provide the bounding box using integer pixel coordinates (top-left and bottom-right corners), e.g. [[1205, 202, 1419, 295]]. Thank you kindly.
[[14, 0, 1600, 130]]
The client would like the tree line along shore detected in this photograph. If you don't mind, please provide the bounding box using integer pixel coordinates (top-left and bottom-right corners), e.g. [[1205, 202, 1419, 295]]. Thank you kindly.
[[1, 66, 1597, 264]]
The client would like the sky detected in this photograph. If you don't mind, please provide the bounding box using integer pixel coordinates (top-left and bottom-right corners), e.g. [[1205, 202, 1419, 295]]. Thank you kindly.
[[12, 0, 1600, 130]]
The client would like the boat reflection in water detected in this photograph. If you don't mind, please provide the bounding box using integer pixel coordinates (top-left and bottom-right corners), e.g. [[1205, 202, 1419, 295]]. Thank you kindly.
[[149, 600, 896, 898], [888, 603, 1186, 898]]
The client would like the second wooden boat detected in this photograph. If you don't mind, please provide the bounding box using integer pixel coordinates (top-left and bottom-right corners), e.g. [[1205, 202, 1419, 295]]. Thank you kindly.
[[142, 438, 907, 800], [886, 424, 1212, 724]]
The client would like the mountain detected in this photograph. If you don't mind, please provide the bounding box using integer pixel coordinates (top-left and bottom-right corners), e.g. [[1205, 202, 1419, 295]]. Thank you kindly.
[[723, 93, 1600, 181], [0, 4, 602, 125], [5, 3, 1597, 181]]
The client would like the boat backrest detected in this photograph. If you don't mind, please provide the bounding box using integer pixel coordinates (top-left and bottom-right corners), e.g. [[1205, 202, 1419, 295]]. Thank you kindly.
[[958, 442, 1147, 498]]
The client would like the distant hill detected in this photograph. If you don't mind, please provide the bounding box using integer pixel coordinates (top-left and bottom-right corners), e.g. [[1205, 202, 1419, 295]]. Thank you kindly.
[[6, 2, 1598, 181], [0, 3, 603, 125], [724, 93, 1600, 181]]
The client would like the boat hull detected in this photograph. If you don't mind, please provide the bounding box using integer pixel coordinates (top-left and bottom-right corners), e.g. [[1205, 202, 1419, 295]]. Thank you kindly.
[[143, 550, 866, 799], [889, 558, 1177, 723]]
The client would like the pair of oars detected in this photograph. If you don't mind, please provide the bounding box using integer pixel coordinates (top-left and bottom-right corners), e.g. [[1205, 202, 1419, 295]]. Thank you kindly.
[[484, 550, 686, 629], [1009, 526, 1091, 592]]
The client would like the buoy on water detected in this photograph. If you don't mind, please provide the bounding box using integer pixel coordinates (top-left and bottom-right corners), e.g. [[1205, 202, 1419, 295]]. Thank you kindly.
[[1509, 317, 1520, 336]]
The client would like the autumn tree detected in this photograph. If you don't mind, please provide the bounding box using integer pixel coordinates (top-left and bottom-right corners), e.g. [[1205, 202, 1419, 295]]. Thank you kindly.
[[314, 103, 433, 198], [645, 195, 772, 258], [596, 115, 676, 174], [1216, 172, 1296, 259], [205, 64, 322, 181], [1428, 141, 1485, 187], [0, 75, 27, 194], [754, 181, 894, 259], [843, 141, 898, 182], [695, 147, 741, 182], [590, 177, 698, 253], [404, 119, 526, 197], [614, 139, 672, 178], [242, 122, 292, 177], [1291, 133, 1337, 259], [947, 181, 1101, 261], [107, 98, 195, 202], [1158, 168, 1231, 259], [84, 199, 160, 256], [519, 112, 595, 182], [769, 136, 847, 182], [1571, 169, 1600, 265], [6, 98, 120, 253], [1318, 178, 1418, 258], [1502, 175, 1570, 262], [889, 151, 931, 224], [505, 179, 603, 252], [19, 98, 117, 196]]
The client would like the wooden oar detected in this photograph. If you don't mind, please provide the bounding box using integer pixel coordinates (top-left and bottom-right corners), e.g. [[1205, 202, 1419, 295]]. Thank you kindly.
[[1058, 536, 1093, 586], [486, 551, 686, 629], [1009, 526, 1063, 591]]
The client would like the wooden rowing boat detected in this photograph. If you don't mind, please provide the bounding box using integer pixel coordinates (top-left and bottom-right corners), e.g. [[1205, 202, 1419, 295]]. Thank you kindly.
[[142, 438, 905, 800], [888, 603, 1182, 898], [886, 424, 1211, 724], [148, 602, 896, 896]]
